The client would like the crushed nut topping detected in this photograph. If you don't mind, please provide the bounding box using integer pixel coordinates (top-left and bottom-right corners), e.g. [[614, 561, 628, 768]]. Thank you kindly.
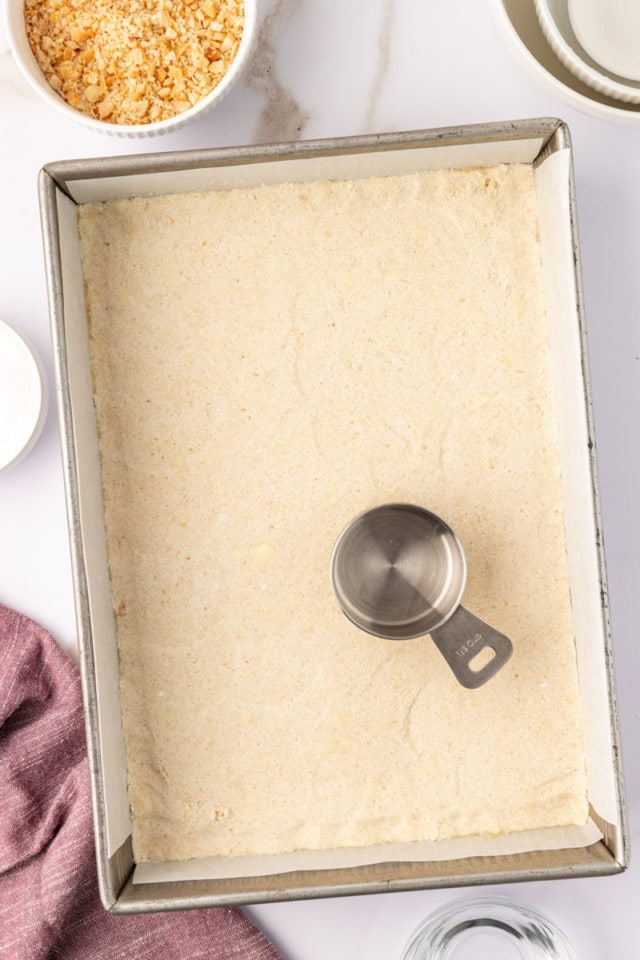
[[24, 0, 244, 125]]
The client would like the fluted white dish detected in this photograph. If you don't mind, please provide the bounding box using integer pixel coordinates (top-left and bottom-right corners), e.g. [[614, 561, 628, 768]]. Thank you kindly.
[[569, 0, 640, 82], [5, 0, 257, 137], [534, 0, 640, 104], [491, 0, 640, 125]]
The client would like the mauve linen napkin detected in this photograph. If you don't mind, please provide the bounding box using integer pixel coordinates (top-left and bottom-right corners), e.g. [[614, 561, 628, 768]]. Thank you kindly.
[[0, 603, 282, 960]]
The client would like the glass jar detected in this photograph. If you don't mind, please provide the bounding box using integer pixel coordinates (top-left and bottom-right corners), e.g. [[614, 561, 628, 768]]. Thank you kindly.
[[401, 896, 576, 960]]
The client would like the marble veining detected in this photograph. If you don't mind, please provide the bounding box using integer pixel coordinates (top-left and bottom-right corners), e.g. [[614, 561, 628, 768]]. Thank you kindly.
[[247, 0, 309, 143], [363, 0, 396, 132]]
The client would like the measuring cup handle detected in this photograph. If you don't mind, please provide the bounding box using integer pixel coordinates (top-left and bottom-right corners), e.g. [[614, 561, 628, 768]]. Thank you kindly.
[[430, 606, 512, 689]]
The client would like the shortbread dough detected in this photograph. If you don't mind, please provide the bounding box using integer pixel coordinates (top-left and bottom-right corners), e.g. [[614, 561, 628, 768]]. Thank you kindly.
[[79, 164, 588, 863]]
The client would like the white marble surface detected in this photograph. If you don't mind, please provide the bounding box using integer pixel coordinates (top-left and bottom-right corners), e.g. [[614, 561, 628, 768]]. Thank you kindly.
[[1, 0, 639, 955]]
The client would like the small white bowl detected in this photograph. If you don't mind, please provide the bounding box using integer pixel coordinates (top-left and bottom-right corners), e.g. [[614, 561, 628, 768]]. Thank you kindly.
[[491, 0, 640, 125], [0, 319, 48, 472], [534, 0, 640, 104], [569, 0, 640, 83], [5, 0, 256, 138]]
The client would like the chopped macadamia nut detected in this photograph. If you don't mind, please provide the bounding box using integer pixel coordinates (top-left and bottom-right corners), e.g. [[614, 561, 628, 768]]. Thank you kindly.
[[24, 0, 244, 125]]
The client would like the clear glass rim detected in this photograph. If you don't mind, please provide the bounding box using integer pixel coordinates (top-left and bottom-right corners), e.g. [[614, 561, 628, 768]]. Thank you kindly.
[[400, 896, 577, 960]]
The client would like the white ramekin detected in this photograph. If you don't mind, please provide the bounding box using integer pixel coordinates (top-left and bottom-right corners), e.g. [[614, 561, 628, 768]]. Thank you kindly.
[[491, 0, 640, 125], [569, 0, 640, 83], [534, 0, 640, 104]]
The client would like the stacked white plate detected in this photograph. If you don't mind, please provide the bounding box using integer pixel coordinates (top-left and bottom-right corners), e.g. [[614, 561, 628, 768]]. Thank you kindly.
[[492, 0, 640, 124]]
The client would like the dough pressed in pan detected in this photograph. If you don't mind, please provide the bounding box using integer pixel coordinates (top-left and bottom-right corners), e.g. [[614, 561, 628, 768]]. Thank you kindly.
[[79, 164, 588, 863]]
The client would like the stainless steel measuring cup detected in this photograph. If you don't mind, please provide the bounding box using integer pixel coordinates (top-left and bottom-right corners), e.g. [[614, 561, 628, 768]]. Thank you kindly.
[[330, 503, 513, 688]]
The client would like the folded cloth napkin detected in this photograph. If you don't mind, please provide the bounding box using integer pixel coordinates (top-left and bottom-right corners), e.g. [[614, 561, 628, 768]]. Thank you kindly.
[[0, 604, 282, 960]]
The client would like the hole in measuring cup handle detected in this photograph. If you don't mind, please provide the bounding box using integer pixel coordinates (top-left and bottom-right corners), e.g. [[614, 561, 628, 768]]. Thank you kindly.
[[469, 646, 496, 672]]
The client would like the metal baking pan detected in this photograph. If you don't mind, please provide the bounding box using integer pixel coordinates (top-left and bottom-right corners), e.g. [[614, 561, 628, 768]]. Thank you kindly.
[[39, 118, 628, 913]]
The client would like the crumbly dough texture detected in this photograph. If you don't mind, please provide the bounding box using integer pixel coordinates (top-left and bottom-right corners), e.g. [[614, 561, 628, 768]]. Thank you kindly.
[[25, 0, 243, 124], [79, 165, 588, 864]]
